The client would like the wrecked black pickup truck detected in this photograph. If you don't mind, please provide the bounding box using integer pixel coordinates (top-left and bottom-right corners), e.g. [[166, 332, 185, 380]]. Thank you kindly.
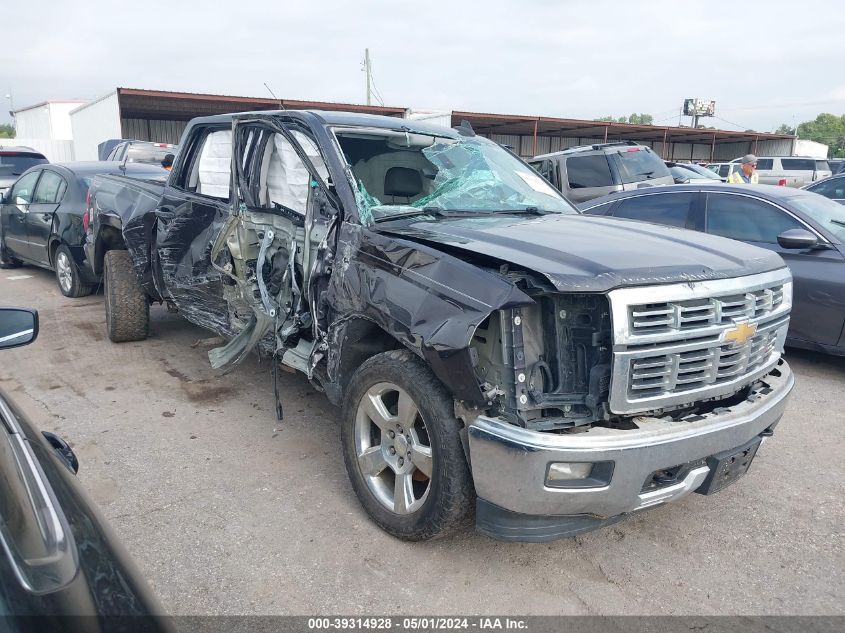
[[84, 111, 795, 542]]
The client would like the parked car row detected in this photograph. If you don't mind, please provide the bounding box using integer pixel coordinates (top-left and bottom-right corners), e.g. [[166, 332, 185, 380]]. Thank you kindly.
[[706, 156, 832, 188], [0, 161, 169, 295]]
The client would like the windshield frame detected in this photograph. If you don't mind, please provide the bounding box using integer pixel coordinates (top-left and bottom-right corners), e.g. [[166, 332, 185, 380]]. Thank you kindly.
[[329, 125, 579, 225]]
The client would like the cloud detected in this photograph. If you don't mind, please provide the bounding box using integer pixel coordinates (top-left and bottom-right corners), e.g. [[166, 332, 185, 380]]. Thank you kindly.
[[3, 0, 844, 131]]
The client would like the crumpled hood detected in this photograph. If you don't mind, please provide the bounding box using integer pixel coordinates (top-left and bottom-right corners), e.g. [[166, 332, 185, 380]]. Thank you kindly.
[[375, 213, 786, 292]]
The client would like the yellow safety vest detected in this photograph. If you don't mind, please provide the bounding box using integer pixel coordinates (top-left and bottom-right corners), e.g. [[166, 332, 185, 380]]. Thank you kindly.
[[728, 169, 758, 184]]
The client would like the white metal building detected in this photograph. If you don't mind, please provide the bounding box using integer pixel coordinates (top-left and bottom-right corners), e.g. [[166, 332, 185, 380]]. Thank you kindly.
[[7, 100, 86, 161], [12, 100, 86, 140], [69, 91, 123, 161]]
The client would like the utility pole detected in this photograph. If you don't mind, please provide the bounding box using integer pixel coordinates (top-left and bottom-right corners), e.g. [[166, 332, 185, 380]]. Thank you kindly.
[[5, 88, 14, 130], [364, 48, 372, 106]]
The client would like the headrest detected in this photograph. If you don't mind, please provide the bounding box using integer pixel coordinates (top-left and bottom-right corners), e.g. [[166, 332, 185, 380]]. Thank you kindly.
[[384, 166, 422, 198]]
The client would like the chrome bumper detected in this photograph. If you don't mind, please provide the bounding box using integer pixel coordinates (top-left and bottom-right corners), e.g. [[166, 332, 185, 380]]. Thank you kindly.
[[467, 360, 793, 518]]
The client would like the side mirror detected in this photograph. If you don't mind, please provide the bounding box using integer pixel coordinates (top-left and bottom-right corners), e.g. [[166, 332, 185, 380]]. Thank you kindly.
[[0, 308, 38, 349], [777, 228, 819, 250], [42, 431, 80, 474]]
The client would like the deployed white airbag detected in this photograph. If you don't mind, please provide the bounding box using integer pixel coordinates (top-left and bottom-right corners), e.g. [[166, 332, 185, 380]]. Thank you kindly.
[[265, 132, 328, 213], [197, 130, 233, 199]]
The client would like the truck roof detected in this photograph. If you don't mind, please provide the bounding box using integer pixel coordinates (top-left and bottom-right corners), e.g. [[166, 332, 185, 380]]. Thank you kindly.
[[185, 110, 461, 138]]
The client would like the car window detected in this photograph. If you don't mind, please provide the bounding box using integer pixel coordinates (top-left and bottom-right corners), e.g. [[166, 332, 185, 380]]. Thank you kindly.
[[9, 171, 40, 204], [718, 165, 730, 178], [192, 130, 232, 199], [566, 155, 613, 189], [756, 159, 774, 170], [781, 158, 815, 171], [706, 194, 803, 243], [580, 200, 614, 215], [32, 171, 67, 204], [815, 160, 830, 172], [0, 153, 48, 180], [611, 148, 671, 184], [256, 130, 328, 215], [669, 166, 690, 182], [126, 144, 176, 166], [678, 163, 721, 180], [613, 193, 695, 228], [788, 194, 845, 242], [807, 177, 845, 200], [530, 160, 555, 185]]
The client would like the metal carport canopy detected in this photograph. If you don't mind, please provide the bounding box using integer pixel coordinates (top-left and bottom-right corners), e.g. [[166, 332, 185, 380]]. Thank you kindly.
[[450, 110, 795, 157], [116, 87, 407, 121]]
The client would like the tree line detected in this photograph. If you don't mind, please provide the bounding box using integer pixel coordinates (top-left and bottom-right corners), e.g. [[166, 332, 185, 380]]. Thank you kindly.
[[775, 114, 845, 158]]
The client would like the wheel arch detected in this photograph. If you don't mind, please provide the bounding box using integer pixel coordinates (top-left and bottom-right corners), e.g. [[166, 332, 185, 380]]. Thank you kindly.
[[325, 317, 413, 405], [48, 236, 62, 266]]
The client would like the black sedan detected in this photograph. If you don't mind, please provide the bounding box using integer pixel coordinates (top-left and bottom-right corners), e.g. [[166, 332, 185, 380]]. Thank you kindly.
[[0, 162, 167, 297], [579, 184, 845, 356], [0, 307, 170, 630], [803, 172, 845, 204]]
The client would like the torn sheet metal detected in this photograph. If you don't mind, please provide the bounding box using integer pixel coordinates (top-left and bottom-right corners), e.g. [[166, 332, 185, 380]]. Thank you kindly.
[[324, 221, 533, 403]]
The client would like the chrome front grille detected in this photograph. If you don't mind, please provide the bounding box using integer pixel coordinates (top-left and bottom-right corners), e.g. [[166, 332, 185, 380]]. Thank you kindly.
[[607, 270, 792, 414], [628, 324, 781, 399], [630, 286, 785, 335]]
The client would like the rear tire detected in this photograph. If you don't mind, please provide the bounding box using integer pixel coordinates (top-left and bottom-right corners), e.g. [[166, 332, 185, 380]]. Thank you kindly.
[[54, 244, 94, 298], [341, 350, 475, 541], [104, 250, 149, 342]]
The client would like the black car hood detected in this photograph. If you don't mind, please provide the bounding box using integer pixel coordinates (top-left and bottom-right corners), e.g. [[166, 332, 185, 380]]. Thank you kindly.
[[375, 213, 785, 293]]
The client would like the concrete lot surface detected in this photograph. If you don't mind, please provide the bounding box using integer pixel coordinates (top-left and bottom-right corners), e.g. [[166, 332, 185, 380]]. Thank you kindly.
[[1, 267, 843, 615]]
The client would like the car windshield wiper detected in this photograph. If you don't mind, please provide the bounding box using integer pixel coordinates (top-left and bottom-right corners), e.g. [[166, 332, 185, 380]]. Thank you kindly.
[[830, 218, 845, 228], [491, 207, 553, 215], [373, 208, 446, 223]]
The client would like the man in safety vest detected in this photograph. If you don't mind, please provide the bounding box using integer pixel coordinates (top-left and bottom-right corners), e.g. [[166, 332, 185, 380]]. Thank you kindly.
[[728, 154, 759, 184]]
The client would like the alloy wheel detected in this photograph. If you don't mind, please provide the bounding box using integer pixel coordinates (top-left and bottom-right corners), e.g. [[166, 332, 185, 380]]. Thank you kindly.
[[56, 251, 73, 293], [353, 382, 433, 514]]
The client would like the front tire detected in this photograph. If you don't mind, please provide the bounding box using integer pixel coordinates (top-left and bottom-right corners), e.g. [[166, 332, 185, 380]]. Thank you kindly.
[[104, 249, 149, 342], [54, 244, 93, 298], [341, 350, 474, 541]]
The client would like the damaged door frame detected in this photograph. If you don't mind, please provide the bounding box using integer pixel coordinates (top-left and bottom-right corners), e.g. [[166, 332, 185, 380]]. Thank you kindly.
[[203, 113, 348, 418]]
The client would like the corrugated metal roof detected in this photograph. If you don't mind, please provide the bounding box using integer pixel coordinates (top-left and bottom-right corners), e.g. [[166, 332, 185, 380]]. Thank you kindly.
[[116, 87, 406, 120], [452, 110, 795, 146]]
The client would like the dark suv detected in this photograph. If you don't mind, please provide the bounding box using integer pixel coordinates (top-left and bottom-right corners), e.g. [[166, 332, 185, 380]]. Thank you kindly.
[[529, 141, 674, 203]]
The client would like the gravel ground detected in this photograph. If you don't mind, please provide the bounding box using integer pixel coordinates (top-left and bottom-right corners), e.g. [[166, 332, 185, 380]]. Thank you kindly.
[[1, 266, 842, 615]]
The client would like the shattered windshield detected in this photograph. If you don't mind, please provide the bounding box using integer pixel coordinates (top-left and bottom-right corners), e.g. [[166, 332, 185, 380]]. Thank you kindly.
[[334, 129, 577, 222]]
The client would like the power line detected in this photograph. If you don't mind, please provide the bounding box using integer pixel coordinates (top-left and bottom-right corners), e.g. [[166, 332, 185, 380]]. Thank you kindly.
[[721, 98, 845, 112], [711, 115, 760, 131]]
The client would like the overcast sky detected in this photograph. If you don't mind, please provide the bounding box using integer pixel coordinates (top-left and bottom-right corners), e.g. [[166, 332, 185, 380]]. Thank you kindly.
[[3, 0, 844, 132]]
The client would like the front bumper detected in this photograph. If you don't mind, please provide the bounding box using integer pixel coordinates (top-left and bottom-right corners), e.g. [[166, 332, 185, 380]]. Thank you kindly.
[[468, 360, 793, 541]]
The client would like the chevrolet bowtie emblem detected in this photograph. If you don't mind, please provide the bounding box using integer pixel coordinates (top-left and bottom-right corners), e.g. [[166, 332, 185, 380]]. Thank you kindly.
[[722, 321, 757, 346]]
